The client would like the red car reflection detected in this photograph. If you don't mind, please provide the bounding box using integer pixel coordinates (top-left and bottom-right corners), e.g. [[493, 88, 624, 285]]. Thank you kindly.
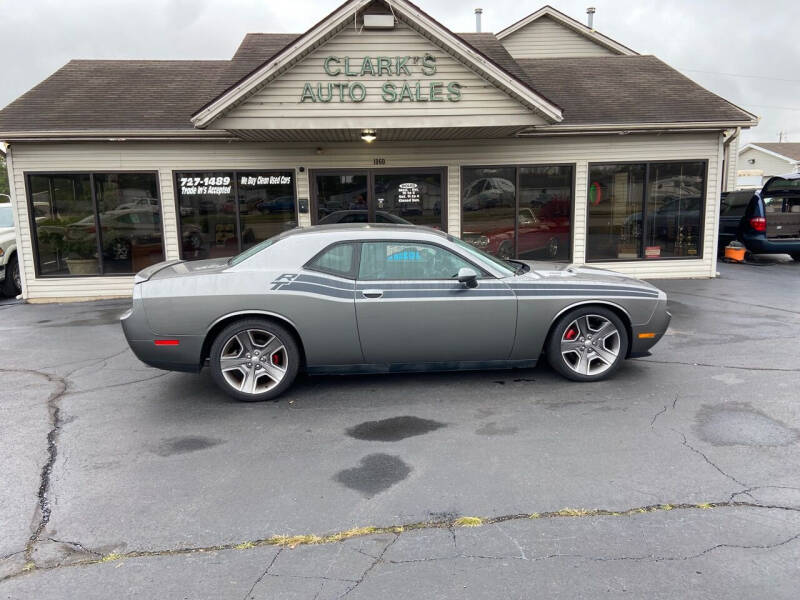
[[463, 199, 571, 260]]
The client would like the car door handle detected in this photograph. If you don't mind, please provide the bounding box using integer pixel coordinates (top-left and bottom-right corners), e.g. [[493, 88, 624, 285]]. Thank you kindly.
[[362, 289, 383, 299]]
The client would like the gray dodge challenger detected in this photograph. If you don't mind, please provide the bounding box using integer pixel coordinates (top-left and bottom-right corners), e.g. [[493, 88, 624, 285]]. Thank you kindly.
[[121, 224, 671, 401]]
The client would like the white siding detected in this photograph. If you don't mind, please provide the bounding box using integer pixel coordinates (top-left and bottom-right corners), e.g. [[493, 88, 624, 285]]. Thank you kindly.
[[737, 147, 796, 181], [215, 20, 544, 131], [500, 16, 618, 59], [9, 131, 723, 300]]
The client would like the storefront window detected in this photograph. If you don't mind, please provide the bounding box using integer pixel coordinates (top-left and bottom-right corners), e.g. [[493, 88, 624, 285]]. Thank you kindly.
[[586, 162, 705, 261], [586, 164, 645, 261], [238, 172, 297, 250], [518, 166, 573, 260], [28, 172, 163, 276], [177, 171, 296, 259], [461, 167, 516, 259], [461, 165, 573, 260], [645, 162, 704, 258], [94, 173, 164, 273]]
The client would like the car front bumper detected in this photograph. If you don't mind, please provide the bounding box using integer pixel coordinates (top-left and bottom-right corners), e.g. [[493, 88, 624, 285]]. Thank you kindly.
[[629, 300, 672, 358]]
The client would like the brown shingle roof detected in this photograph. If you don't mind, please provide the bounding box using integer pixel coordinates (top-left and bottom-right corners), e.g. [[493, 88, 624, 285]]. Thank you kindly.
[[749, 143, 800, 162], [516, 55, 754, 125], [0, 34, 755, 135]]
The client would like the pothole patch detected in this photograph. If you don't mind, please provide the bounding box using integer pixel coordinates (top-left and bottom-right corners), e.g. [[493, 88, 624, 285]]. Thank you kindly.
[[696, 403, 799, 447]]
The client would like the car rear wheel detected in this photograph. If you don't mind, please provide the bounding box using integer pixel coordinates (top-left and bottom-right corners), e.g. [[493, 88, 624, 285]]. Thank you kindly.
[[3, 254, 21, 296], [546, 307, 629, 382], [209, 319, 300, 402]]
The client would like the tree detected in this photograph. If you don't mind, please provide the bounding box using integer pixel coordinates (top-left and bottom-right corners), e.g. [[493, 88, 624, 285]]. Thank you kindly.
[[0, 155, 9, 196]]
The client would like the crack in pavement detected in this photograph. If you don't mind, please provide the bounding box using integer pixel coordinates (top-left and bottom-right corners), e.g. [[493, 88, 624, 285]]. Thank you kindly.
[[634, 358, 800, 373], [673, 429, 749, 489], [242, 547, 282, 600], [0, 368, 69, 567], [3, 500, 800, 584], [383, 530, 800, 567], [730, 485, 800, 503], [338, 534, 399, 598]]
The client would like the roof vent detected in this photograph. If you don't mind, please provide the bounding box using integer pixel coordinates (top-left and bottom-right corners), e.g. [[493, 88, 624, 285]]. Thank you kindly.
[[475, 8, 483, 33], [586, 7, 596, 30], [363, 14, 395, 29]]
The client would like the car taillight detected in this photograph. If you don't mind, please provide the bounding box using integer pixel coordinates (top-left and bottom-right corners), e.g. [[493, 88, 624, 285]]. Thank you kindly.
[[749, 217, 766, 232]]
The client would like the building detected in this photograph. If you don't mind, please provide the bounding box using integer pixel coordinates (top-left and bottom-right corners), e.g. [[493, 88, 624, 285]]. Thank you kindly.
[[737, 143, 800, 189], [0, 0, 756, 301]]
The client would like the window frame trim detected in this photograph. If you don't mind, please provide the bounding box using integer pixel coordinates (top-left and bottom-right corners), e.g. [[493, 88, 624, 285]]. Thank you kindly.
[[25, 170, 164, 279], [585, 159, 709, 263], [173, 168, 299, 261]]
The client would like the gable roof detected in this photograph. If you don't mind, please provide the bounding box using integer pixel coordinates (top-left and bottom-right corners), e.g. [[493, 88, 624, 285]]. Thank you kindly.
[[496, 5, 637, 56], [516, 55, 757, 128], [190, 0, 564, 128], [740, 143, 800, 163]]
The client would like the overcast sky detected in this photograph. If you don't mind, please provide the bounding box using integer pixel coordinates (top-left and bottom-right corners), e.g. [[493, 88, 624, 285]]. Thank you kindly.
[[1, 0, 797, 145]]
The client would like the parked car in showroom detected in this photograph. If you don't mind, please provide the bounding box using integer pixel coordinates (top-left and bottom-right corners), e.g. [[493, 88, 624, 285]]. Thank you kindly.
[[738, 174, 800, 260], [0, 197, 22, 296], [122, 224, 671, 402], [718, 188, 757, 255]]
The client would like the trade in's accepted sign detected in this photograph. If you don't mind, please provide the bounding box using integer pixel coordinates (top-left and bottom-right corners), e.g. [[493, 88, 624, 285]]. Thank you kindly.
[[300, 54, 462, 103]]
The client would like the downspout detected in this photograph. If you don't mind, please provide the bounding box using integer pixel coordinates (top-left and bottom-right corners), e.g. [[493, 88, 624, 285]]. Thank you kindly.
[[4, 144, 28, 299], [722, 127, 740, 192]]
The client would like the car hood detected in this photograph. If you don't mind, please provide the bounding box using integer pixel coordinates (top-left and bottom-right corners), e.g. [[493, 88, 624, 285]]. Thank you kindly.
[[0, 226, 15, 244], [516, 260, 663, 293]]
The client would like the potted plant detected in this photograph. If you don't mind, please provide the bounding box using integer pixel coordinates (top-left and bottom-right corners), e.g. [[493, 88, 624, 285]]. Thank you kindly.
[[53, 234, 99, 275]]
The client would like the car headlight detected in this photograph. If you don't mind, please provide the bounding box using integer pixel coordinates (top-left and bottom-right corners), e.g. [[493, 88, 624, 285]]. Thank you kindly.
[[476, 236, 489, 248]]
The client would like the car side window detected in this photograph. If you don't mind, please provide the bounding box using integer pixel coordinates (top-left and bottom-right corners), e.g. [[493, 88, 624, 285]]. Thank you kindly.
[[307, 243, 356, 278], [720, 191, 753, 216], [359, 241, 476, 281]]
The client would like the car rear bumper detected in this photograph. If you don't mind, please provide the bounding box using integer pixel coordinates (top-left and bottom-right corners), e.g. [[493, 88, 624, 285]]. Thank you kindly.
[[120, 299, 203, 373], [740, 232, 800, 254]]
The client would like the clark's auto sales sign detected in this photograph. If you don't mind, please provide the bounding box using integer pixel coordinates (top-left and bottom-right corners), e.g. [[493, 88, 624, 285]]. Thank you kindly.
[[300, 54, 462, 103]]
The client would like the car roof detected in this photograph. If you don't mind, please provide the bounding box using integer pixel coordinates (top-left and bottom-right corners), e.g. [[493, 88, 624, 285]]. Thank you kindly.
[[277, 223, 449, 241]]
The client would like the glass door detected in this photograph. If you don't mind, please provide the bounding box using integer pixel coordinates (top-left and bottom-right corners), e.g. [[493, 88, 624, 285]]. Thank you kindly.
[[313, 169, 445, 229], [314, 172, 370, 225]]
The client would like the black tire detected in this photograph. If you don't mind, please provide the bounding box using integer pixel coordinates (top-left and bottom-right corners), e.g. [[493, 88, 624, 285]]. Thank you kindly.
[[546, 306, 629, 382], [2, 254, 21, 297], [209, 318, 300, 402]]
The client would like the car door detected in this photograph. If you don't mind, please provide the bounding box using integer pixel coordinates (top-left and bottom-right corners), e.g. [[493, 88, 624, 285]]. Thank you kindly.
[[354, 240, 516, 364]]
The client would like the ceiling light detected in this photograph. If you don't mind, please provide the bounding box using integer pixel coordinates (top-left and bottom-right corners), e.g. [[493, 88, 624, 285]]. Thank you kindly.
[[360, 129, 377, 143]]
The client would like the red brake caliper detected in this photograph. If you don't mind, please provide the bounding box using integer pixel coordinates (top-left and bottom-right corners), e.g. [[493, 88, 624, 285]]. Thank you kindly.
[[565, 328, 577, 340], [271, 353, 281, 365]]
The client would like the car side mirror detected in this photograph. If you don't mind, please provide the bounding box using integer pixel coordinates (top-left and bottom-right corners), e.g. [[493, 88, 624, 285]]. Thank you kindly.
[[458, 267, 479, 288]]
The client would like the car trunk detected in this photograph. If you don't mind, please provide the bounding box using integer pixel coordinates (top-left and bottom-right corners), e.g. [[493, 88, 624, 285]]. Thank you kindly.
[[765, 197, 800, 240]]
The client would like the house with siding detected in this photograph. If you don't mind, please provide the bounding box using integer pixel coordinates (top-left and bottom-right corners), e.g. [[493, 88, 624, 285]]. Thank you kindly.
[[0, 0, 757, 301], [737, 143, 800, 188]]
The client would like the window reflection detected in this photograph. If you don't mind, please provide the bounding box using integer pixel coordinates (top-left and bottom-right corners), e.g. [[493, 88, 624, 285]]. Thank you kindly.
[[176, 172, 237, 259], [518, 166, 573, 260], [646, 162, 704, 258], [94, 173, 164, 273], [461, 167, 516, 259], [30, 174, 99, 276], [586, 164, 646, 260], [373, 173, 443, 228], [238, 172, 296, 250]]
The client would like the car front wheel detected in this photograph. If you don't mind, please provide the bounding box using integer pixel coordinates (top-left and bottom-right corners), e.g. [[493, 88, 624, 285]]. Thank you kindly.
[[209, 319, 300, 402], [2, 254, 21, 296], [546, 307, 629, 382]]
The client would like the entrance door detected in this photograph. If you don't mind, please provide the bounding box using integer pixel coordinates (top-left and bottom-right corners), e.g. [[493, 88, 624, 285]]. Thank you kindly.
[[313, 169, 445, 229]]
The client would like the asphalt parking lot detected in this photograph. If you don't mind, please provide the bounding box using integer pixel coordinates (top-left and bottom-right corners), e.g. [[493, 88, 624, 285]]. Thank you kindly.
[[1, 257, 799, 598]]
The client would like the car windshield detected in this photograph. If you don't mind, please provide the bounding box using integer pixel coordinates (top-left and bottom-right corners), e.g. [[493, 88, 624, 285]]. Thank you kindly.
[[446, 234, 516, 276], [228, 238, 277, 266], [0, 205, 13, 228]]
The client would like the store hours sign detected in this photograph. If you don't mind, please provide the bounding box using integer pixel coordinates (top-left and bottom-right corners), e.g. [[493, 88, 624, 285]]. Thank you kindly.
[[300, 54, 462, 103]]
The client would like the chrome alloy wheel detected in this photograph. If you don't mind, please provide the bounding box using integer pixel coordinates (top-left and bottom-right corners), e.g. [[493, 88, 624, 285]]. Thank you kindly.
[[560, 314, 621, 376], [219, 329, 288, 395]]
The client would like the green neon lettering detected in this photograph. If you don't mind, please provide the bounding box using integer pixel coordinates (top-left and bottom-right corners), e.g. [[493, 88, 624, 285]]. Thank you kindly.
[[381, 82, 397, 102], [398, 82, 414, 102], [430, 81, 443, 101], [421, 54, 437, 76], [323, 56, 341, 76], [360, 57, 375, 76], [378, 56, 392, 76], [300, 82, 316, 102], [447, 81, 462, 102], [396, 56, 411, 76], [344, 56, 358, 76], [317, 83, 333, 102]]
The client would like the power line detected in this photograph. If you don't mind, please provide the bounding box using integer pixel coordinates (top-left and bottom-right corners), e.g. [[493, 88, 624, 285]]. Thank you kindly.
[[677, 67, 800, 84], [741, 103, 800, 112]]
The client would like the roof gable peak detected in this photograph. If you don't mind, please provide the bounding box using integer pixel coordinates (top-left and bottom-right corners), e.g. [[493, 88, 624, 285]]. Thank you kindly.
[[496, 5, 638, 56], [191, 0, 562, 128]]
